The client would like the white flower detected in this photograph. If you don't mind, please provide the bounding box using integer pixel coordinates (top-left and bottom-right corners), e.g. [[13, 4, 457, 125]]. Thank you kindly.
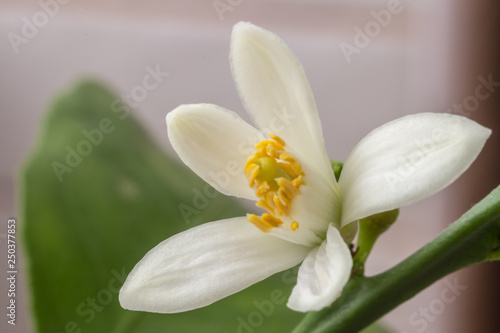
[[119, 22, 491, 313]]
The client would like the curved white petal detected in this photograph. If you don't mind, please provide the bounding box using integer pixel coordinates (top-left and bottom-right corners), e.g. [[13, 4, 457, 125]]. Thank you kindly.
[[230, 22, 337, 189], [120, 217, 310, 313], [267, 215, 323, 248], [288, 158, 342, 235], [289, 185, 339, 238], [167, 104, 263, 200], [339, 113, 491, 227], [287, 224, 353, 312]]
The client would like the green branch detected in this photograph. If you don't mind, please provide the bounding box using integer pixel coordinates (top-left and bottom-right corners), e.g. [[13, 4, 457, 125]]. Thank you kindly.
[[293, 185, 500, 333]]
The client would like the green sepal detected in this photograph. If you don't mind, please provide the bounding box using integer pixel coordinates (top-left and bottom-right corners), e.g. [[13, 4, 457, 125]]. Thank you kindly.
[[330, 160, 343, 181]]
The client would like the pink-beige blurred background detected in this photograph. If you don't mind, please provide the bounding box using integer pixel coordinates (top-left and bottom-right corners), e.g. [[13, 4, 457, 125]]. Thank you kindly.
[[1, 0, 499, 332]]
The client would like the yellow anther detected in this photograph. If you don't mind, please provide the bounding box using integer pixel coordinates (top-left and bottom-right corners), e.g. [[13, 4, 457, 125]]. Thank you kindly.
[[256, 181, 271, 196], [292, 175, 305, 188], [246, 213, 284, 232], [271, 140, 285, 152], [255, 150, 267, 159], [247, 214, 271, 232], [279, 153, 296, 164], [291, 221, 299, 231], [273, 194, 289, 216], [279, 194, 292, 208], [278, 187, 293, 202], [245, 157, 254, 168], [276, 162, 297, 179], [245, 164, 260, 187], [256, 199, 274, 213], [265, 192, 277, 213], [278, 178, 299, 197], [292, 163, 302, 175], [266, 145, 280, 158], [256, 139, 284, 153], [262, 213, 284, 228], [255, 140, 269, 150], [269, 133, 286, 147]]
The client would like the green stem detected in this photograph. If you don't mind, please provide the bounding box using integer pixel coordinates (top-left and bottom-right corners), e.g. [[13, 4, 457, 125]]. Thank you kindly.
[[353, 209, 399, 274], [352, 231, 377, 274], [293, 185, 500, 333]]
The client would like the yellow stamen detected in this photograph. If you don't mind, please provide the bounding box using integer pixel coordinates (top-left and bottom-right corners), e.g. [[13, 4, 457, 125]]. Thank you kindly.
[[292, 163, 302, 175], [278, 178, 299, 197], [255, 140, 284, 153], [256, 181, 271, 197], [256, 199, 274, 213], [273, 194, 289, 216], [246, 214, 271, 232], [276, 162, 297, 178], [262, 213, 284, 228], [279, 153, 296, 164], [293, 175, 305, 188], [245, 164, 260, 187], [278, 187, 293, 202], [269, 133, 286, 147], [265, 192, 277, 214], [244, 133, 306, 233], [246, 213, 284, 232]]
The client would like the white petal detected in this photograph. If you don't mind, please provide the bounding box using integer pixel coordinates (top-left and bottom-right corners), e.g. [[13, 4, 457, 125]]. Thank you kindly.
[[287, 224, 353, 312], [339, 113, 491, 227], [267, 216, 323, 248], [119, 217, 310, 313], [289, 185, 339, 238], [167, 104, 263, 200], [230, 22, 337, 189], [289, 159, 342, 236]]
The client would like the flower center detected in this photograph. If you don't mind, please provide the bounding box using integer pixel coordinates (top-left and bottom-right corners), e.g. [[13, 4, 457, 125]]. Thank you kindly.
[[244, 133, 305, 232]]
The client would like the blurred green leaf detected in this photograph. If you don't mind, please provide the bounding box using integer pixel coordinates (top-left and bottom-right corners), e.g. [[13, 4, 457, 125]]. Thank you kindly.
[[21, 80, 305, 332], [360, 323, 393, 333]]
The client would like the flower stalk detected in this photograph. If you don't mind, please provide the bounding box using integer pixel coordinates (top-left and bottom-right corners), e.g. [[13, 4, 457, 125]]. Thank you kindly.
[[353, 209, 399, 274]]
